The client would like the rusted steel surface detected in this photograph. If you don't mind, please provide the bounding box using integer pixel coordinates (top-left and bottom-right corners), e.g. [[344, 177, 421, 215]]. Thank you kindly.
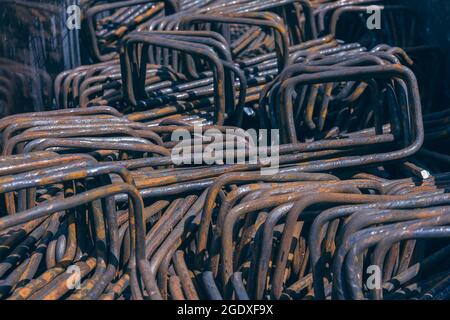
[[0, 0, 449, 300]]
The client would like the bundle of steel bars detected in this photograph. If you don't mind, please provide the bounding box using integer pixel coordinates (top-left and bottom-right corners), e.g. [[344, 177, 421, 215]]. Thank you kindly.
[[0, 0, 449, 300]]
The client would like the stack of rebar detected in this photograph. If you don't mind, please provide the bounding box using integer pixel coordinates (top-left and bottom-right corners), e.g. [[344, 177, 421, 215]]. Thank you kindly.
[[0, 0, 449, 300]]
